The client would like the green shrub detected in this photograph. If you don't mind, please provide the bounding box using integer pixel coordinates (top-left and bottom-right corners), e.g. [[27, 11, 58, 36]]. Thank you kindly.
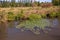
[[41, 14, 46, 18], [20, 10, 24, 14], [28, 14, 42, 20], [15, 11, 24, 21], [7, 12, 15, 21], [50, 12, 57, 18], [56, 11, 60, 17]]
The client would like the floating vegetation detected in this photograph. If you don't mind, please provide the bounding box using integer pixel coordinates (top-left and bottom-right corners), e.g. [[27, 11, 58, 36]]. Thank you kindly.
[[16, 19, 51, 34]]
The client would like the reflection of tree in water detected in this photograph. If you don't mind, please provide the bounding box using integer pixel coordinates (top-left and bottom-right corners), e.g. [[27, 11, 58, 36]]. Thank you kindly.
[[0, 12, 8, 33], [0, 22, 7, 40]]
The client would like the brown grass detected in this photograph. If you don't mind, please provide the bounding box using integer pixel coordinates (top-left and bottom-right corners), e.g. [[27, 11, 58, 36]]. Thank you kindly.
[[0, 6, 60, 15]]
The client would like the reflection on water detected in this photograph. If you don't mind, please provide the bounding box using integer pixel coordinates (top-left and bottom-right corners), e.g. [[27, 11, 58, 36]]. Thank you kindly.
[[0, 18, 60, 40], [51, 18, 59, 27], [16, 18, 59, 34], [0, 22, 7, 40]]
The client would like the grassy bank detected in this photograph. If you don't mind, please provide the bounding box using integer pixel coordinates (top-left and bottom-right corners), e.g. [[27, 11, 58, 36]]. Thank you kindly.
[[0, 6, 60, 21]]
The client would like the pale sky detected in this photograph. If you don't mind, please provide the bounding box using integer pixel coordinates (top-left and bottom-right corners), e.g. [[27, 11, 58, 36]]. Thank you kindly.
[[1, 0, 52, 2], [17, 0, 51, 2], [16, 0, 52, 2], [39, 0, 52, 2]]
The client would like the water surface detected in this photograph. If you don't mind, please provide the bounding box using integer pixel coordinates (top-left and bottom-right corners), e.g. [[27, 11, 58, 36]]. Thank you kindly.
[[0, 19, 60, 40]]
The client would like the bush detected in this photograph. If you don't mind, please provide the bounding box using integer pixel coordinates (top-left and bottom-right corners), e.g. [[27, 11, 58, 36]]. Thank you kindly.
[[7, 12, 15, 21], [15, 10, 24, 21], [28, 14, 42, 20], [21, 10, 24, 14], [56, 11, 60, 17], [50, 12, 57, 18], [41, 14, 46, 18]]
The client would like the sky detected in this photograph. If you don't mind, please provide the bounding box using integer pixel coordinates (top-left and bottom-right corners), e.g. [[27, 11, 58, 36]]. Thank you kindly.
[[16, 0, 52, 2], [1, 0, 52, 2], [16, 0, 51, 2], [38, 0, 52, 2]]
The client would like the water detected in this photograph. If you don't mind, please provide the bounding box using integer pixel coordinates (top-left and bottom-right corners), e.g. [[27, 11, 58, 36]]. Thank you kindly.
[[0, 19, 60, 40]]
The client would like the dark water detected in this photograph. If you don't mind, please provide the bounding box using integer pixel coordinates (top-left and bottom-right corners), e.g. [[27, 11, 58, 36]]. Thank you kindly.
[[0, 19, 60, 40]]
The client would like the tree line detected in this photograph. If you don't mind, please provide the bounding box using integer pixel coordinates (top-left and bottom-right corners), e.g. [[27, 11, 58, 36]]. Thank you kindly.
[[0, 0, 60, 7], [0, 0, 41, 7]]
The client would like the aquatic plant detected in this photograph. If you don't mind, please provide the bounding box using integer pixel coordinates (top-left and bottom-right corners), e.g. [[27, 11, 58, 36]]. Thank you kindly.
[[16, 18, 50, 34]]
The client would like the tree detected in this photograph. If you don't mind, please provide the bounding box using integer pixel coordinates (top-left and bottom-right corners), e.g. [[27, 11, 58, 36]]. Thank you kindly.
[[24, 2, 31, 7], [37, 1, 40, 6], [52, 0, 60, 6], [32, 1, 39, 7], [10, 0, 16, 7]]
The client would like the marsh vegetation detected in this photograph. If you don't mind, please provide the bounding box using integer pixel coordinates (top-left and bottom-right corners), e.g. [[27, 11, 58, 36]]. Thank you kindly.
[[0, 0, 60, 40], [0, 6, 60, 34]]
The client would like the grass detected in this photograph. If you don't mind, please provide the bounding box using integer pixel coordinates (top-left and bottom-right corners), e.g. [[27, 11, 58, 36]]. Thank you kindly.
[[0, 6, 60, 21]]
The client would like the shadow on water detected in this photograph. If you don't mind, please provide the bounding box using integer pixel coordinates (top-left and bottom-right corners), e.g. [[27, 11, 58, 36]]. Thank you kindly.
[[0, 19, 60, 40]]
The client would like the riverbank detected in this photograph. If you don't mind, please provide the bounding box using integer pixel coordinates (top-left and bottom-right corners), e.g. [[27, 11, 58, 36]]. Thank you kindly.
[[0, 6, 60, 22]]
